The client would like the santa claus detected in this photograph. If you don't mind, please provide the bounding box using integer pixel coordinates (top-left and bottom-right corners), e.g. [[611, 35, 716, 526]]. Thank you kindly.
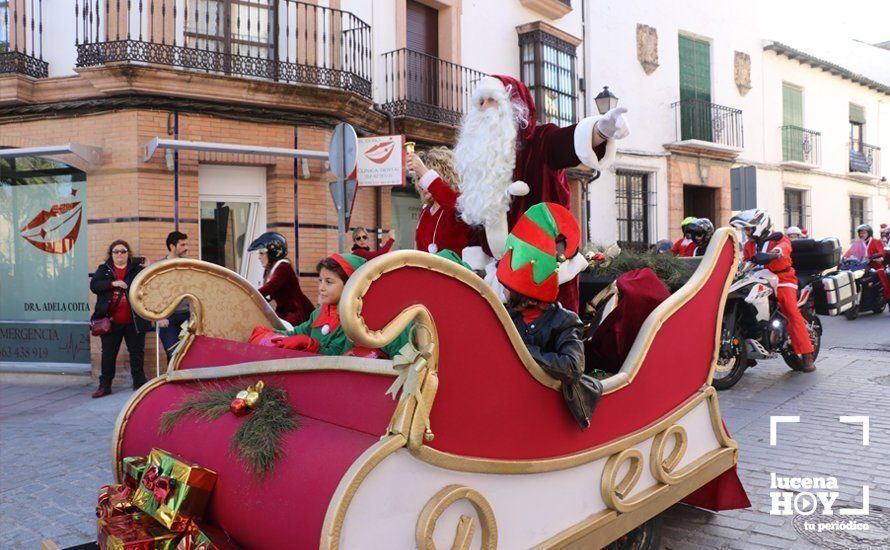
[[454, 74, 629, 311]]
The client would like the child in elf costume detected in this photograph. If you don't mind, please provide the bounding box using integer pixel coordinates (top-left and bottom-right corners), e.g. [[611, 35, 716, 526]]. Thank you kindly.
[[496, 203, 602, 430], [272, 253, 410, 358]]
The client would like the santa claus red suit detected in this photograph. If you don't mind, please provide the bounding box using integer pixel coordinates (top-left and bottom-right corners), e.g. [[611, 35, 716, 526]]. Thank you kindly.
[[259, 259, 314, 326], [742, 235, 814, 356], [415, 170, 470, 255], [864, 236, 890, 299], [671, 237, 697, 257], [454, 74, 628, 312]]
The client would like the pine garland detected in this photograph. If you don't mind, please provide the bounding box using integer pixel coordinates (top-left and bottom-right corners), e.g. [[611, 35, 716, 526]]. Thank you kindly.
[[159, 384, 299, 477], [586, 247, 697, 292]]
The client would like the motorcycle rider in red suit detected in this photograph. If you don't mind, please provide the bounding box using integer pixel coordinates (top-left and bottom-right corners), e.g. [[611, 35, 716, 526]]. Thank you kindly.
[[731, 209, 816, 372], [848, 224, 890, 301]]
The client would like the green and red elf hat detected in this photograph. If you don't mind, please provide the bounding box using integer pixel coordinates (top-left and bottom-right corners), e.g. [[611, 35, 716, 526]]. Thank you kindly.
[[496, 202, 581, 302], [329, 253, 366, 278]]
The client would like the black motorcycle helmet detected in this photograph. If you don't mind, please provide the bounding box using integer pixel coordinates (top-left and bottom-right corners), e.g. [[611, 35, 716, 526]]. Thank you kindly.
[[688, 218, 714, 246], [856, 224, 873, 239], [248, 232, 288, 262]]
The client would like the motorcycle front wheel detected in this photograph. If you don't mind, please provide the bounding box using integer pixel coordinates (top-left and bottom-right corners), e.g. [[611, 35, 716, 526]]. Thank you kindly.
[[713, 325, 748, 391], [782, 316, 822, 370]]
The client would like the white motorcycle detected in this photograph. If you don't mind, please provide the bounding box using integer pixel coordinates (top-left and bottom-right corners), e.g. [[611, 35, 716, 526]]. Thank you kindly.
[[714, 261, 822, 390]]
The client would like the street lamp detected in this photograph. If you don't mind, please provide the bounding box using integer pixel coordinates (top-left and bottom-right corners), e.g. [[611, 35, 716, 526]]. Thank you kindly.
[[595, 86, 619, 115]]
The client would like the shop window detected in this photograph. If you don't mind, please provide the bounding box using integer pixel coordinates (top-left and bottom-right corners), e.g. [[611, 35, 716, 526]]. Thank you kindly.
[[0, 156, 90, 366]]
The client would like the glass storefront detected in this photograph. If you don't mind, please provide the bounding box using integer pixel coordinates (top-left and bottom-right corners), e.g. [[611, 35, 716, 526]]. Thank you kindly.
[[0, 156, 90, 367]]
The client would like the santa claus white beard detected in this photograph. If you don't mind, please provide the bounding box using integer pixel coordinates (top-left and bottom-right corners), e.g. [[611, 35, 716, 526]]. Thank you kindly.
[[454, 105, 518, 228]]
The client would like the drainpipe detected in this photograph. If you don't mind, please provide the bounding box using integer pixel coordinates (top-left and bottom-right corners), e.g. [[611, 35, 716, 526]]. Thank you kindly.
[[372, 104, 396, 243], [580, 0, 588, 118], [293, 126, 300, 260]]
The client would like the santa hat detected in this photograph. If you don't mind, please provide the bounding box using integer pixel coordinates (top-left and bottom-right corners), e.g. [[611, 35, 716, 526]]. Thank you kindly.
[[497, 202, 581, 302], [329, 253, 366, 278], [473, 74, 537, 141]]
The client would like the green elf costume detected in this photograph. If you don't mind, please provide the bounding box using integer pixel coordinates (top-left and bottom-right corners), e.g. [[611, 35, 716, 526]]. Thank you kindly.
[[496, 202, 602, 430], [276, 253, 411, 358]]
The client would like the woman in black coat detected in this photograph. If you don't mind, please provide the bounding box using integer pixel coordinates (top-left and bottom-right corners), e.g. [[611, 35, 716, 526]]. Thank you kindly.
[[89, 239, 150, 398]]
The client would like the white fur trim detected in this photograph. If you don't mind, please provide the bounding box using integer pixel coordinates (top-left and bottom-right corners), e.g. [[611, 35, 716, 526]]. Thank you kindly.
[[271, 258, 290, 273], [485, 214, 510, 260], [508, 180, 530, 196], [462, 246, 492, 271], [573, 116, 617, 171], [484, 262, 508, 303], [418, 169, 439, 191], [558, 253, 589, 284]]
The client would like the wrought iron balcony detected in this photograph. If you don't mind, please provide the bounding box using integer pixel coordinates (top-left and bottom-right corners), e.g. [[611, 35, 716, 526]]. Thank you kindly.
[[850, 140, 881, 177], [381, 48, 486, 126], [781, 125, 821, 167], [671, 99, 744, 149], [73, 0, 371, 98], [1, 0, 49, 78]]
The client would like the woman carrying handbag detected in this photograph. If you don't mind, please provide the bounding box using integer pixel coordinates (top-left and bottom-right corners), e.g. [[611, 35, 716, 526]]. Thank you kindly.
[[89, 240, 150, 398]]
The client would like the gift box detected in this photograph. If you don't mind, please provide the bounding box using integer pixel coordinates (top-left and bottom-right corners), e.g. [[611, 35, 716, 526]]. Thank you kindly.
[[176, 522, 241, 550], [97, 512, 181, 550], [123, 456, 149, 491], [131, 448, 217, 531], [96, 483, 136, 519]]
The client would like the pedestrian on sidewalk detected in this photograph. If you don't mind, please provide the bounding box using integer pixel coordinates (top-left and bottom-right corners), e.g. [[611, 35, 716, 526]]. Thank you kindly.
[[155, 231, 191, 359], [89, 239, 150, 398]]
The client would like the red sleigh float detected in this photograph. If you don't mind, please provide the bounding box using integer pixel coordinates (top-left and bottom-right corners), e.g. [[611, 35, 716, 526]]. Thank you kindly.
[[120, 227, 747, 548]]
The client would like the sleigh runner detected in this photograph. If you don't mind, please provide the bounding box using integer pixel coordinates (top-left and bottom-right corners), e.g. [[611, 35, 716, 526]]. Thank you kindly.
[[111, 227, 746, 549]]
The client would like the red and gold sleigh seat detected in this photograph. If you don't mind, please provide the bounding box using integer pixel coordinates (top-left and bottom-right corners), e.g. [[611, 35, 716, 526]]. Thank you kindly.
[[122, 228, 747, 549]]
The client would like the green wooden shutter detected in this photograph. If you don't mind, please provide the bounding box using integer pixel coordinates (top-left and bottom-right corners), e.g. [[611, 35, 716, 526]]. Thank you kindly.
[[783, 84, 804, 161], [849, 104, 865, 124], [679, 36, 711, 141]]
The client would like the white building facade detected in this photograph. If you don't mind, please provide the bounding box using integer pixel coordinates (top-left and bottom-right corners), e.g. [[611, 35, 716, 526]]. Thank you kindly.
[[581, 0, 889, 246]]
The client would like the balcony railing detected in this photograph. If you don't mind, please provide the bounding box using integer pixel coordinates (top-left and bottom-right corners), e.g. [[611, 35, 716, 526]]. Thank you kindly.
[[850, 140, 881, 177], [1, 0, 48, 78], [73, 0, 372, 98], [381, 48, 486, 126], [781, 125, 821, 166], [671, 99, 744, 149]]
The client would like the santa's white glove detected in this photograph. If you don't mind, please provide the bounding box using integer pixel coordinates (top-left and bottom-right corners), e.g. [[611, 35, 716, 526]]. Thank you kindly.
[[595, 107, 630, 141], [483, 261, 508, 303]]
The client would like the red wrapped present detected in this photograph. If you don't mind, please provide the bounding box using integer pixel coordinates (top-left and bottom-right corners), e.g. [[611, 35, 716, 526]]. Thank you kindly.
[[96, 484, 135, 520], [97, 512, 180, 549], [122, 456, 149, 491], [176, 522, 241, 550], [132, 448, 217, 531]]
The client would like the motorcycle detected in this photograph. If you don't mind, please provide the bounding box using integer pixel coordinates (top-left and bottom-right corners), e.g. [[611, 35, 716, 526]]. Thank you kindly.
[[713, 261, 822, 390], [838, 257, 888, 319]]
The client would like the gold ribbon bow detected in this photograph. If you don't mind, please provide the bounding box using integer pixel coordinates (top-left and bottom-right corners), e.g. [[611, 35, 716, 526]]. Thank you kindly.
[[386, 340, 435, 434], [168, 315, 195, 361]]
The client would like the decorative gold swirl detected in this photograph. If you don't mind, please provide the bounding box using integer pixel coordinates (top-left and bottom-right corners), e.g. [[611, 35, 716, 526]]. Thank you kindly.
[[416, 485, 497, 550], [650, 425, 689, 485], [601, 448, 645, 513]]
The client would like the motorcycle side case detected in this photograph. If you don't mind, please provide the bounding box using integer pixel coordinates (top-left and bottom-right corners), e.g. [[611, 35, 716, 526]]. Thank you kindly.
[[816, 271, 856, 316]]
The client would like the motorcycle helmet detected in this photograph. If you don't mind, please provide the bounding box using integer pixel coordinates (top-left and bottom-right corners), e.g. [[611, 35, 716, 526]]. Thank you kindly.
[[730, 209, 771, 239], [856, 224, 873, 239], [681, 216, 697, 233], [248, 232, 288, 262], [689, 218, 714, 247], [785, 226, 802, 239]]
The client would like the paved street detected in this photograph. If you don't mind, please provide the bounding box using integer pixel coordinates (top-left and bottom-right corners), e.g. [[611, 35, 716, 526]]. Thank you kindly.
[[0, 312, 888, 548]]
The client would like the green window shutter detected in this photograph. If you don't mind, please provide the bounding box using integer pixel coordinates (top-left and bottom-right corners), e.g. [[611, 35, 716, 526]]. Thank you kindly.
[[849, 103, 865, 124], [783, 85, 804, 161], [679, 35, 711, 141]]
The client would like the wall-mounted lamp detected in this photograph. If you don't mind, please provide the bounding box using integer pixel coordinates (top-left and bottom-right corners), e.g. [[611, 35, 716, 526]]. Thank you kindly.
[[595, 86, 619, 115]]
